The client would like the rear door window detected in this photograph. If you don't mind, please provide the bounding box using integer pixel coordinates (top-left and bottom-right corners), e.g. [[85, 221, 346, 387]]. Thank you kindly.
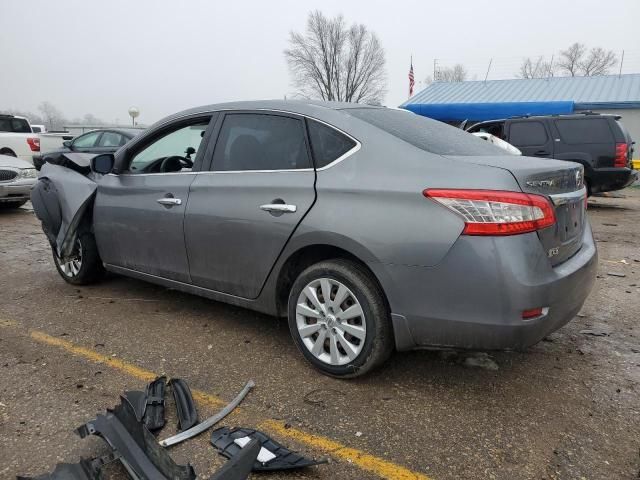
[[554, 118, 614, 144], [307, 120, 357, 168], [508, 121, 548, 147], [0, 117, 31, 133], [98, 132, 125, 147], [211, 113, 310, 171]]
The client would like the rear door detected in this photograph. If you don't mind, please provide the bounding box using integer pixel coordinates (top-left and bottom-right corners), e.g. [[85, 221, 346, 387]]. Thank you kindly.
[[506, 119, 554, 158], [185, 111, 316, 299]]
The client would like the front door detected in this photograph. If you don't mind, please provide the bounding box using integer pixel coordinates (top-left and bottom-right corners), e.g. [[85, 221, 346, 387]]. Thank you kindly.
[[93, 116, 214, 283], [185, 112, 316, 299]]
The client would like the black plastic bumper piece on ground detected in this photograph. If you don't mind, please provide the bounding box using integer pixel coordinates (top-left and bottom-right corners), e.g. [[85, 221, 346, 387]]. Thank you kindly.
[[144, 376, 166, 431], [209, 438, 260, 480], [16, 458, 103, 480], [210, 427, 328, 471], [76, 395, 195, 480], [170, 378, 198, 431], [123, 375, 166, 432]]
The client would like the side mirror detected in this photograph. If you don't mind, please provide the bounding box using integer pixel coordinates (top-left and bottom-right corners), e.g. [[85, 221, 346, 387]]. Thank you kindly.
[[91, 153, 115, 174], [63, 140, 72, 149]]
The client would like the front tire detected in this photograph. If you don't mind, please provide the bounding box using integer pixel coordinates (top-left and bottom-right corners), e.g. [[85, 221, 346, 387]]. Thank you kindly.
[[287, 259, 394, 378], [53, 231, 105, 285]]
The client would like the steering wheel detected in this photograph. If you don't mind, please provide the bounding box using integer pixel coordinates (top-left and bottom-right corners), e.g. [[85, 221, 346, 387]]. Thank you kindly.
[[159, 155, 193, 172]]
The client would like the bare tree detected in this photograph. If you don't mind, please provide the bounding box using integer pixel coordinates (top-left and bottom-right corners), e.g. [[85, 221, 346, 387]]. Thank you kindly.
[[38, 101, 65, 130], [557, 42, 586, 76], [437, 64, 468, 82], [580, 47, 617, 76], [519, 56, 555, 79], [284, 10, 386, 104]]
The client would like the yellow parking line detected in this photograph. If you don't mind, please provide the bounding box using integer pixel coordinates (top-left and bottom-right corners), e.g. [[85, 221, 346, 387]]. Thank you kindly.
[[25, 328, 431, 480]]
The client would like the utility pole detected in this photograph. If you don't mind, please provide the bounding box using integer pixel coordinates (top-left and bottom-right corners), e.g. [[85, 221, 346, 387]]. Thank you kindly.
[[547, 54, 554, 80], [619, 50, 625, 77], [433, 59, 438, 82]]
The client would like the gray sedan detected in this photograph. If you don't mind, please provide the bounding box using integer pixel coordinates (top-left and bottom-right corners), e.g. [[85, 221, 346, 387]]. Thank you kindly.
[[31, 100, 597, 377]]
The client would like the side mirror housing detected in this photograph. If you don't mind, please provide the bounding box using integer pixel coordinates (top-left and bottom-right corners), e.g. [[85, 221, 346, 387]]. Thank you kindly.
[[63, 140, 72, 149], [91, 153, 115, 175]]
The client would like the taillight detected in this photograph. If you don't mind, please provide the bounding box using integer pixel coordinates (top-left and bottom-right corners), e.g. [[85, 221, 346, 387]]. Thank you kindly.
[[27, 137, 40, 152], [423, 189, 556, 236], [614, 143, 627, 167]]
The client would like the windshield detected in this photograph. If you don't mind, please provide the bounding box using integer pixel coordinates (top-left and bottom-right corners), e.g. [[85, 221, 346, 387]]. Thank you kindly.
[[347, 108, 506, 156]]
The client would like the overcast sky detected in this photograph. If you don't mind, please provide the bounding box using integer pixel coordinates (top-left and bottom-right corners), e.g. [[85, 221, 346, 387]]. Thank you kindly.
[[1, 0, 639, 125]]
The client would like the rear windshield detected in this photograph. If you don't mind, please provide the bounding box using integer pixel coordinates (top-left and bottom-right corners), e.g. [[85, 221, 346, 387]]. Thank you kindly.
[[0, 117, 31, 133], [346, 108, 505, 156]]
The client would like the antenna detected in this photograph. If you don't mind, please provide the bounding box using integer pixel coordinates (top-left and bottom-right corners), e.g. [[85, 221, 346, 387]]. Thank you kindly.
[[619, 50, 625, 77], [484, 58, 492, 82]]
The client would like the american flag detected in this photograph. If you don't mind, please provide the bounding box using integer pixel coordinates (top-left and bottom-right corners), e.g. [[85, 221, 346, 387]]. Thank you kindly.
[[408, 58, 415, 97]]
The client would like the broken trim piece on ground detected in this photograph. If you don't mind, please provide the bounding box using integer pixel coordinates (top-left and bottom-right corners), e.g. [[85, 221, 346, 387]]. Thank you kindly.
[[170, 378, 198, 431], [210, 427, 329, 471], [160, 380, 255, 447]]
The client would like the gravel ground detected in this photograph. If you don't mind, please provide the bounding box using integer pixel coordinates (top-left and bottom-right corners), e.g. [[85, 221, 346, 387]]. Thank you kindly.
[[1, 190, 639, 480]]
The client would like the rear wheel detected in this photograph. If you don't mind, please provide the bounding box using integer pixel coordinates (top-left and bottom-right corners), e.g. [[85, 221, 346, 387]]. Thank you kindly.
[[52, 231, 104, 285], [288, 259, 394, 378]]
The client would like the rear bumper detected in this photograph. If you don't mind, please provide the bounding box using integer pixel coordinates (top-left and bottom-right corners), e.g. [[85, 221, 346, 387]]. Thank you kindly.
[[371, 220, 598, 351], [0, 181, 34, 201], [588, 167, 637, 193]]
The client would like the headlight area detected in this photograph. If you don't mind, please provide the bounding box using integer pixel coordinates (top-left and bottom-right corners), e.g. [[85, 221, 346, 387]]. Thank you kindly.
[[18, 168, 37, 179]]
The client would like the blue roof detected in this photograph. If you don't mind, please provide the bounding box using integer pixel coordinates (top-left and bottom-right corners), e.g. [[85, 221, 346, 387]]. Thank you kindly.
[[403, 73, 640, 107]]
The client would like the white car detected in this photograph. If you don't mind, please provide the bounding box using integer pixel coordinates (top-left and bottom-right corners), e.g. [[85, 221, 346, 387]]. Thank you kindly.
[[472, 132, 522, 155], [0, 114, 71, 164], [0, 154, 37, 208]]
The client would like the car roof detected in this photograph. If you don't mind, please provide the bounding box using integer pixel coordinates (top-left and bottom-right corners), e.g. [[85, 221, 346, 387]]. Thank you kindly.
[[79, 128, 142, 138], [161, 100, 381, 123]]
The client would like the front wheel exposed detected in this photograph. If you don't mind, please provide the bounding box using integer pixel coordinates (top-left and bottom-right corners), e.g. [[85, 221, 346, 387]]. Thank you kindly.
[[52, 231, 105, 285], [287, 259, 394, 378]]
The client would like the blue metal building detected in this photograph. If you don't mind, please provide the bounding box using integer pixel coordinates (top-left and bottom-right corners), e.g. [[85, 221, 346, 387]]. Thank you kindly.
[[400, 73, 640, 161]]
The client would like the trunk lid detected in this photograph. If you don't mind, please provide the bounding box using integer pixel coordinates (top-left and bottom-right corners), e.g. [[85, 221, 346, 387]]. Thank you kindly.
[[446, 155, 587, 266]]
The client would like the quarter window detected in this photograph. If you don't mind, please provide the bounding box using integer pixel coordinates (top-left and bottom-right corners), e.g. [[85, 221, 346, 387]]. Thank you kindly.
[[509, 122, 548, 147], [212, 114, 310, 171], [307, 120, 356, 168]]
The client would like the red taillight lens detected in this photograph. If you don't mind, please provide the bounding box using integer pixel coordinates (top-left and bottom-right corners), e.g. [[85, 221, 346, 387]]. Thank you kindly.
[[423, 189, 556, 236], [522, 307, 544, 319], [614, 143, 627, 168], [27, 137, 40, 152]]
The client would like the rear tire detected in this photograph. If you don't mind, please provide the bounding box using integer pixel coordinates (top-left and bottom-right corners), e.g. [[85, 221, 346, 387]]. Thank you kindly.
[[287, 259, 394, 378], [53, 231, 105, 285]]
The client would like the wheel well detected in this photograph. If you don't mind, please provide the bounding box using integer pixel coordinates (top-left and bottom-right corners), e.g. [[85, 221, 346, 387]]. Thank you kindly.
[[0, 148, 16, 156], [275, 244, 387, 316]]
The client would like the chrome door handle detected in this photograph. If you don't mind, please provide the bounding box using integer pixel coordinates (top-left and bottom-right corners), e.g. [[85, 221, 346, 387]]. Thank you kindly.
[[157, 198, 182, 206], [259, 203, 297, 213]]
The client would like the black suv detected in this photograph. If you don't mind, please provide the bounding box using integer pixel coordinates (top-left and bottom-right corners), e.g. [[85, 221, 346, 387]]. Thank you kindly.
[[466, 113, 637, 195]]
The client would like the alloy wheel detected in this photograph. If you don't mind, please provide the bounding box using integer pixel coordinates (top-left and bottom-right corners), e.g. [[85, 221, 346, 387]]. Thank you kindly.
[[295, 278, 366, 366], [58, 239, 83, 277]]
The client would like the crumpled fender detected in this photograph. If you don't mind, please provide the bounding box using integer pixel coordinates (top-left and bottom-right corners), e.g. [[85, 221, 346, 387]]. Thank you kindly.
[[32, 162, 97, 258]]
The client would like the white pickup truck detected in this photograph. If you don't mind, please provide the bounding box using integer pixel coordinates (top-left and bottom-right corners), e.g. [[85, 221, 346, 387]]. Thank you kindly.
[[0, 114, 72, 164]]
